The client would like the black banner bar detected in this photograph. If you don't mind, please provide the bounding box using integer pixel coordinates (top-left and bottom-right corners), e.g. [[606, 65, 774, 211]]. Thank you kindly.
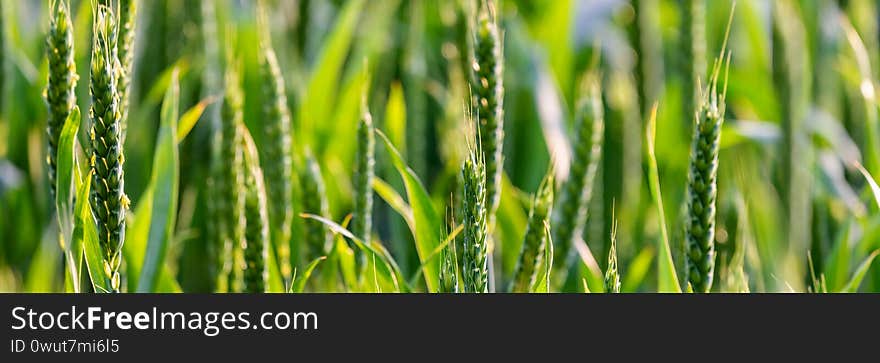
[[1, 294, 877, 360]]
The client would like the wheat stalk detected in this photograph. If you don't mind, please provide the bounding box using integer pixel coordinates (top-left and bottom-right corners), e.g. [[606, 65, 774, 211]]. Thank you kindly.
[[352, 100, 375, 266], [218, 55, 246, 293], [471, 0, 503, 228], [552, 73, 604, 264], [510, 168, 554, 293], [300, 150, 331, 261], [604, 222, 620, 293], [45, 0, 78, 201], [684, 56, 729, 293], [206, 134, 224, 291], [681, 0, 706, 126], [461, 135, 488, 293], [89, 4, 127, 292], [257, 16, 294, 282], [241, 125, 269, 293], [439, 223, 459, 293], [117, 0, 136, 141]]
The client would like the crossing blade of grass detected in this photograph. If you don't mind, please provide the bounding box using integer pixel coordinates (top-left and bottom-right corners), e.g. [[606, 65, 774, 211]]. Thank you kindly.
[[125, 188, 152, 291], [841, 250, 880, 292], [176, 96, 214, 141], [137, 71, 180, 292], [301, 213, 408, 292], [645, 103, 682, 293], [372, 177, 413, 228], [75, 171, 110, 293], [854, 162, 880, 210], [531, 222, 554, 293], [406, 224, 463, 288], [291, 256, 328, 293], [55, 107, 82, 292], [825, 221, 853, 291], [55, 107, 81, 246], [142, 58, 191, 109], [376, 129, 443, 292], [334, 235, 358, 291]]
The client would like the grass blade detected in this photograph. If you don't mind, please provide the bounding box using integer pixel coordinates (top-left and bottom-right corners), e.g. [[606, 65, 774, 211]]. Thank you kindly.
[[137, 71, 180, 292], [76, 171, 110, 293], [299, 0, 366, 149], [645, 103, 682, 292], [854, 162, 880, 210], [301, 213, 408, 292], [841, 250, 880, 293], [55, 106, 81, 292], [291, 256, 327, 293], [176, 96, 213, 141]]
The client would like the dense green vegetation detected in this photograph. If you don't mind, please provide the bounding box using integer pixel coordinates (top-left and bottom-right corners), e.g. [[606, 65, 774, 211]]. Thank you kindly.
[[1, 0, 879, 293]]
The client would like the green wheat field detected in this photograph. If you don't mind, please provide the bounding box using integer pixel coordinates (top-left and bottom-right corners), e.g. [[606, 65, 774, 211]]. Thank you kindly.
[[1, 0, 879, 293]]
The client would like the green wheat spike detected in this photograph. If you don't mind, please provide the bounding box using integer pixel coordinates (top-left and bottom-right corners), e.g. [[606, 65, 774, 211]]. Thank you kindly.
[[471, 0, 504, 228], [300, 150, 331, 261], [352, 100, 375, 266], [461, 133, 488, 293], [684, 57, 729, 293], [45, 0, 78, 201], [510, 168, 555, 293], [257, 11, 295, 282], [241, 126, 269, 293], [552, 73, 604, 264], [89, 4, 126, 292]]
